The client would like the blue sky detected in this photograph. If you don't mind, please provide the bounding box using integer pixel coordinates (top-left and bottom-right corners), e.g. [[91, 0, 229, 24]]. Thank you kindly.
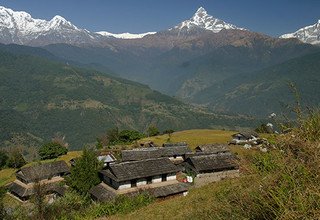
[[2, 0, 319, 36]]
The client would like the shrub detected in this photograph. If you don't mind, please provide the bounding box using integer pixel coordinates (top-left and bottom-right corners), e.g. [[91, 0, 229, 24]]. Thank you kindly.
[[7, 149, 26, 168], [0, 151, 8, 168], [38, 142, 68, 160]]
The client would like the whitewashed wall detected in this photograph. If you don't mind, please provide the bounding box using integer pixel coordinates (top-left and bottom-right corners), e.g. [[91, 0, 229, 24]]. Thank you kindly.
[[167, 173, 176, 181], [152, 175, 162, 183], [137, 178, 147, 186]]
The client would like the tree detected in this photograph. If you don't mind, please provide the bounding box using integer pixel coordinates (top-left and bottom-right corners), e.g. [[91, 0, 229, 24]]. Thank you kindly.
[[119, 130, 145, 143], [147, 125, 160, 137], [67, 148, 102, 195], [95, 138, 103, 150], [0, 151, 8, 168], [38, 142, 68, 160], [7, 149, 26, 168]]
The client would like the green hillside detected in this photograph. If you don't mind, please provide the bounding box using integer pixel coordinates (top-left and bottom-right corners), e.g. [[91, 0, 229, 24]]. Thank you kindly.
[[0, 49, 254, 149], [192, 52, 320, 116]]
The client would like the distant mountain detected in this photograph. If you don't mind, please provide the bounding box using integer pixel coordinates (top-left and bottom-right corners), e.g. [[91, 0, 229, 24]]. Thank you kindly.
[[0, 6, 102, 46], [169, 7, 245, 35], [96, 31, 156, 39], [0, 45, 252, 149], [193, 51, 320, 116], [280, 20, 320, 45]]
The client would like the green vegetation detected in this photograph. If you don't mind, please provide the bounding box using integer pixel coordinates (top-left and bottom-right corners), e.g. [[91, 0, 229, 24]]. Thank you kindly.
[[0, 47, 254, 149], [67, 148, 102, 195], [147, 125, 160, 137], [38, 142, 68, 160], [6, 149, 26, 169]]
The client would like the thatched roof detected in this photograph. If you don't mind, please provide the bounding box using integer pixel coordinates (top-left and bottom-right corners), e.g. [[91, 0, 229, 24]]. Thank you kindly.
[[195, 144, 230, 154], [163, 142, 187, 148], [89, 182, 189, 202], [149, 182, 189, 198], [16, 161, 70, 183], [8, 181, 66, 198], [89, 183, 116, 202], [100, 158, 179, 182], [186, 153, 238, 173], [121, 145, 191, 162]]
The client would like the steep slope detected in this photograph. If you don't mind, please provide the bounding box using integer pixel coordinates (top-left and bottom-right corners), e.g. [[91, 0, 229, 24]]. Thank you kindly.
[[192, 52, 320, 116], [0, 47, 253, 149], [280, 19, 320, 45]]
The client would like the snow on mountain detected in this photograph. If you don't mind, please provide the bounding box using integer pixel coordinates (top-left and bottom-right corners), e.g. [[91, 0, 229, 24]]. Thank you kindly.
[[96, 31, 156, 39], [280, 20, 320, 45], [0, 6, 96, 45], [170, 7, 245, 33]]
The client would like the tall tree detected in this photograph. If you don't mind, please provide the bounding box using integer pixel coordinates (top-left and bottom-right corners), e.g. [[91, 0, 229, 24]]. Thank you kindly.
[[67, 148, 102, 195]]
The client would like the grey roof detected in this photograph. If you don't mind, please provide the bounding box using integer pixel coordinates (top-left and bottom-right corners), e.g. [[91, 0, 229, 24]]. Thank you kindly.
[[89, 183, 116, 202], [232, 131, 259, 139], [100, 158, 179, 182], [16, 161, 70, 183], [195, 144, 230, 154], [163, 142, 187, 147], [186, 153, 238, 173], [89, 182, 189, 202], [149, 182, 189, 198], [121, 146, 191, 162], [8, 182, 66, 198]]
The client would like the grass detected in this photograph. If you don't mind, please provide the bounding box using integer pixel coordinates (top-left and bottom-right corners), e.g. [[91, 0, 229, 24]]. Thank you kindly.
[[140, 129, 236, 150], [0, 168, 16, 187]]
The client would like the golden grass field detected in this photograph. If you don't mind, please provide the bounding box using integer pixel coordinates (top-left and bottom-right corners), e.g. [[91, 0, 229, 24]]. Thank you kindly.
[[140, 129, 236, 150]]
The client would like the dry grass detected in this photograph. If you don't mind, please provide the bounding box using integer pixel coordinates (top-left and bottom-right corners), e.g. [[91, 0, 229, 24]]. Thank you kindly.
[[0, 168, 16, 187], [140, 129, 236, 150]]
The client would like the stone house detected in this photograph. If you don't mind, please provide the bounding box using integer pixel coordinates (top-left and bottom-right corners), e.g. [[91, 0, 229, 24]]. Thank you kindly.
[[89, 157, 189, 201], [8, 161, 70, 201]]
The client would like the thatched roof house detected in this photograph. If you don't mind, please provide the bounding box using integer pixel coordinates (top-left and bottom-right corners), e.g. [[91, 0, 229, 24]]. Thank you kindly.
[[16, 161, 70, 184], [8, 161, 70, 201], [8, 182, 66, 201], [121, 145, 191, 162], [186, 153, 238, 175], [100, 157, 179, 183]]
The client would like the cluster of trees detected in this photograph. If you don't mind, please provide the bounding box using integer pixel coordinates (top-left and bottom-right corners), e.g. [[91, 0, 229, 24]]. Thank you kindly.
[[38, 142, 68, 160]]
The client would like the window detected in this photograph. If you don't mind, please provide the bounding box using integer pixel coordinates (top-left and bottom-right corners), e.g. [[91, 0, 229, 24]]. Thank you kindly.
[[161, 174, 167, 182], [131, 179, 137, 187]]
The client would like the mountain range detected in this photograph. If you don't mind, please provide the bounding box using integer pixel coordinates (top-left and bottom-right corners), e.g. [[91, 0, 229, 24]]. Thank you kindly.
[[0, 5, 320, 148]]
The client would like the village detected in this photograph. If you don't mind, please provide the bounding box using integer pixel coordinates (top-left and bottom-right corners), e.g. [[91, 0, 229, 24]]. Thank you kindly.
[[7, 131, 266, 204]]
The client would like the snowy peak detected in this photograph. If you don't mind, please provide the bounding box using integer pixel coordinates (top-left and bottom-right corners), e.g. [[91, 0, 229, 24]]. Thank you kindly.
[[0, 5, 94, 45], [96, 31, 156, 39], [172, 7, 245, 33], [280, 19, 320, 45]]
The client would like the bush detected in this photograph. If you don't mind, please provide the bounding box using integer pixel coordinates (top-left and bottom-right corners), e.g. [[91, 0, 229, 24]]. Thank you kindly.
[[38, 142, 68, 160], [0, 151, 8, 168], [147, 125, 160, 137], [119, 130, 145, 143]]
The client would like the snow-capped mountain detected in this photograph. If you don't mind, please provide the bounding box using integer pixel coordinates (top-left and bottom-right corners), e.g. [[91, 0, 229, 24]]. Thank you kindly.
[[96, 31, 156, 39], [170, 7, 245, 34], [280, 20, 320, 45], [0, 6, 98, 45]]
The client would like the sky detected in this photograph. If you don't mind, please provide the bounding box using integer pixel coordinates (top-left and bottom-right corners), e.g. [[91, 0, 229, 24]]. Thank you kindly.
[[1, 0, 319, 36]]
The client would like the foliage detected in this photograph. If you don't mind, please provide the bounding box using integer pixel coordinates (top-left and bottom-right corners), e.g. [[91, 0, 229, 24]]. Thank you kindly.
[[0, 151, 8, 169], [95, 138, 103, 150], [87, 193, 154, 218], [67, 148, 102, 195], [162, 129, 174, 135], [147, 125, 160, 137], [38, 142, 68, 160], [106, 127, 120, 145], [6, 149, 26, 168], [119, 130, 145, 143]]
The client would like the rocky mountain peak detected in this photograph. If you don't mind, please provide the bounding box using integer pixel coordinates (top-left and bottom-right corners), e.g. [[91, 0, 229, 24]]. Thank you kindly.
[[280, 19, 320, 45], [170, 6, 245, 34]]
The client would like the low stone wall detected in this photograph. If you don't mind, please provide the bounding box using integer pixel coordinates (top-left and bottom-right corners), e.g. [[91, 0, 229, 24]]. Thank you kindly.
[[194, 170, 240, 188]]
